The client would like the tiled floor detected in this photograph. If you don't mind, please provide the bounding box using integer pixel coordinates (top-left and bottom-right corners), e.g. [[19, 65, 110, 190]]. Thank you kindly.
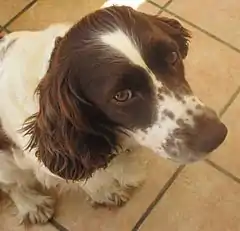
[[0, 0, 240, 230]]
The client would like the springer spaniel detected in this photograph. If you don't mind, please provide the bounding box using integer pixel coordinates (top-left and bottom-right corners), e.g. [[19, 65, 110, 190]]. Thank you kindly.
[[0, 6, 227, 224]]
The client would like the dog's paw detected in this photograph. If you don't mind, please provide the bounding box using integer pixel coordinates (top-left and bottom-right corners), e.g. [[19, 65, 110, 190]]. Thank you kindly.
[[85, 179, 132, 207], [117, 172, 145, 190], [16, 190, 55, 224], [81, 149, 146, 208]]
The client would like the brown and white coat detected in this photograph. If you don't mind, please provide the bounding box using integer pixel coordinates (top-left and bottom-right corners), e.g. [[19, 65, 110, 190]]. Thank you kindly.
[[0, 6, 227, 224]]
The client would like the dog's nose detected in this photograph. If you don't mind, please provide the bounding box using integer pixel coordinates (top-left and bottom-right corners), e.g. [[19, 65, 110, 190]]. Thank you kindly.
[[194, 121, 227, 153], [189, 108, 228, 153]]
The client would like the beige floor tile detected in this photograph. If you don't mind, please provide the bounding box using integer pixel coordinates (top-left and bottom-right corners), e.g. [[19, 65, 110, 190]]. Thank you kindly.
[[209, 93, 240, 178], [137, 0, 173, 15], [140, 162, 240, 231], [0, 197, 56, 231], [8, 0, 106, 31], [150, 0, 169, 6], [137, 1, 160, 15], [168, 0, 240, 49], [160, 13, 240, 113], [0, 0, 31, 25], [53, 148, 178, 231]]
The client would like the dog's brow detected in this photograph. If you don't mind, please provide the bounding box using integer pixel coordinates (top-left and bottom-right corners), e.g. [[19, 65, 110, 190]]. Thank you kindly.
[[101, 29, 146, 68], [100, 29, 162, 88]]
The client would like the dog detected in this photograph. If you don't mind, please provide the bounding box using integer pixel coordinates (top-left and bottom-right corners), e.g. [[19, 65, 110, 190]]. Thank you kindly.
[[0, 6, 227, 224]]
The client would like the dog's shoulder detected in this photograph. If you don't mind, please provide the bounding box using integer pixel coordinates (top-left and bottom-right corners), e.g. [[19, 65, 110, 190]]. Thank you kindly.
[[0, 23, 72, 84], [0, 23, 72, 148]]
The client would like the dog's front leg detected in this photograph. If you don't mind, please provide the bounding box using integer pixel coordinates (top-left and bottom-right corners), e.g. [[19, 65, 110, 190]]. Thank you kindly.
[[0, 148, 55, 224], [80, 145, 146, 206]]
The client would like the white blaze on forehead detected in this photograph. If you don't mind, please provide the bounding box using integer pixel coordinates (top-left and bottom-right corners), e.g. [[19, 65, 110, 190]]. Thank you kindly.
[[101, 0, 145, 9], [101, 30, 146, 68], [100, 29, 161, 87]]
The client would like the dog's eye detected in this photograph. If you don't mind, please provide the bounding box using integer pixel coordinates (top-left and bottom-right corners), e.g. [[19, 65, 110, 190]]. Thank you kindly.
[[114, 90, 132, 102], [166, 51, 178, 65]]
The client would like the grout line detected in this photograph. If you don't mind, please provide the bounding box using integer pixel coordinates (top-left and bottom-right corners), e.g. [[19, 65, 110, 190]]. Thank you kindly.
[[153, 0, 240, 188], [150, 1, 240, 188], [3, 0, 38, 29], [132, 165, 185, 231], [202, 88, 240, 184], [148, 0, 240, 118], [3, 27, 11, 33], [1, 27, 11, 33], [131, 59, 240, 231], [205, 159, 240, 184], [219, 86, 240, 117], [0, 25, 8, 33], [163, 0, 174, 8], [148, 0, 174, 14], [158, 0, 174, 14], [148, 0, 173, 8], [146, 0, 164, 7], [1, 1, 239, 230], [147, 2, 240, 54], [50, 218, 69, 231]]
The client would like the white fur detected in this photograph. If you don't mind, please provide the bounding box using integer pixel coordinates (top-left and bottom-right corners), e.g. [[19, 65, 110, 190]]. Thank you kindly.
[[0, 25, 145, 224], [134, 94, 203, 158], [100, 29, 204, 158], [0, 22, 204, 224], [101, 30, 161, 87], [102, 0, 145, 9]]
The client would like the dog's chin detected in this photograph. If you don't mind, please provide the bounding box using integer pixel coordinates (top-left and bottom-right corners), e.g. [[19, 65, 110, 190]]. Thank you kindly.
[[155, 149, 209, 164], [167, 154, 206, 164]]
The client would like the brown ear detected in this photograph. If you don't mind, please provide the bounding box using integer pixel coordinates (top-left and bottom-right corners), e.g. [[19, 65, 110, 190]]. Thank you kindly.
[[22, 71, 119, 181], [149, 16, 191, 59], [22, 38, 120, 181], [159, 17, 191, 58]]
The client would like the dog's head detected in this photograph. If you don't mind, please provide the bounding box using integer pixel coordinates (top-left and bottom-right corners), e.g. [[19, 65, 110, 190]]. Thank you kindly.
[[23, 6, 227, 180]]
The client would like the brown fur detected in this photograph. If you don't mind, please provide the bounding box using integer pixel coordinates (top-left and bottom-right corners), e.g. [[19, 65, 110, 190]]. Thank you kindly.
[[21, 6, 192, 181]]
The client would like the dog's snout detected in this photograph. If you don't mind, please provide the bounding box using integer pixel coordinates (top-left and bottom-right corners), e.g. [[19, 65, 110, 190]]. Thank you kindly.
[[190, 108, 228, 153]]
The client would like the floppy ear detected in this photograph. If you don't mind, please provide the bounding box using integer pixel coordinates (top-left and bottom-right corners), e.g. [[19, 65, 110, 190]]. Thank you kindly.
[[22, 39, 120, 181], [150, 16, 191, 59], [159, 17, 191, 58]]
